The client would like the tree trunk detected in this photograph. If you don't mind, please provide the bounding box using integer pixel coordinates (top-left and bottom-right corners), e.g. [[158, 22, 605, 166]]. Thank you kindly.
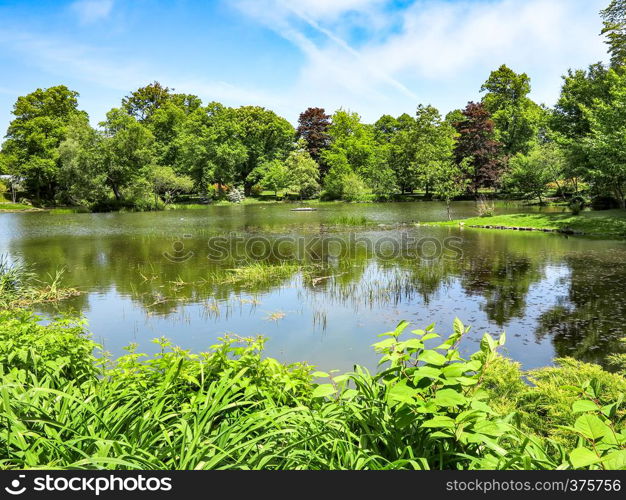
[[615, 185, 625, 209], [112, 184, 121, 201], [553, 178, 566, 202]]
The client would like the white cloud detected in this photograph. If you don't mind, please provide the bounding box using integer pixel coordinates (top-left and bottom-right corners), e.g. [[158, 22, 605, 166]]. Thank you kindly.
[[71, 0, 114, 24], [233, 0, 609, 120], [0, 0, 612, 131]]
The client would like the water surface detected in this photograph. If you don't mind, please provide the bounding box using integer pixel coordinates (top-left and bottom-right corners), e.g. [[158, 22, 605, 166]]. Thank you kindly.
[[1, 201, 625, 371]]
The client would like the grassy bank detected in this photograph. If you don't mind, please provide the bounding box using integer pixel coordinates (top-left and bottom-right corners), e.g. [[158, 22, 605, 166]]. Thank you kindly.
[[0, 202, 42, 212], [0, 310, 624, 470], [433, 210, 626, 239]]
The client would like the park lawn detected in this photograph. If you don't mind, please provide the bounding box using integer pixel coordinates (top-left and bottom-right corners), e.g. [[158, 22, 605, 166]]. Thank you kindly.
[[0, 202, 41, 212], [436, 209, 626, 238]]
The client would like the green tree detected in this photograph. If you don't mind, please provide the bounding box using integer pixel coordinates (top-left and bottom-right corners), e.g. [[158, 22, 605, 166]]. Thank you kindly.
[[322, 110, 395, 199], [122, 82, 173, 122], [601, 0, 626, 67], [286, 142, 320, 200], [407, 105, 457, 198], [1, 85, 85, 202], [582, 69, 626, 208], [148, 166, 194, 206], [551, 63, 611, 192], [176, 103, 247, 193], [122, 82, 202, 122], [505, 143, 565, 204], [58, 115, 107, 206], [254, 159, 290, 197], [375, 113, 416, 193], [232, 106, 294, 195], [481, 65, 543, 156], [433, 159, 470, 220], [98, 109, 154, 201]]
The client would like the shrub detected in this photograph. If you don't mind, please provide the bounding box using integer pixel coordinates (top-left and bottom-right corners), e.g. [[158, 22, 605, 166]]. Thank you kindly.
[[341, 173, 373, 202], [227, 187, 246, 203], [0, 313, 623, 470], [476, 196, 495, 217]]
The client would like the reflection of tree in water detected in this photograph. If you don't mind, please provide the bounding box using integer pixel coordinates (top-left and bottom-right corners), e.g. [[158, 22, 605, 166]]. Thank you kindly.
[[15, 227, 626, 368], [458, 253, 542, 327], [14, 230, 546, 324], [535, 255, 626, 368]]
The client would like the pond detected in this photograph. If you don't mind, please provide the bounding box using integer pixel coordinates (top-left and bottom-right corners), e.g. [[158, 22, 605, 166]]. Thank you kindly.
[[1, 201, 625, 371]]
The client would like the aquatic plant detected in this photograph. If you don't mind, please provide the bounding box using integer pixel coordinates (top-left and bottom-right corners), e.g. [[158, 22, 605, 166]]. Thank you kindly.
[[327, 215, 371, 226], [209, 262, 302, 287], [0, 257, 79, 309]]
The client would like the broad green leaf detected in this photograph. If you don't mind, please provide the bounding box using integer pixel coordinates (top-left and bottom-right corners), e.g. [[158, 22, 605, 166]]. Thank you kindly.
[[453, 318, 465, 336], [401, 339, 424, 350], [572, 400, 598, 413], [473, 420, 504, 437], [471, 400, 495, 414], [413, 366, 442, 380], [569, 447, 601, 468], [311, 384, 336, 399], [574, 414, 610, 441], [419, 350, 447, 366], [311, 371, 329, 378], [372, 338, 396, 350], [422, 416, 455, 429], [434, 389, 466, 407], [388, 381, 416, 404], [442, 364, 466, 377], [601, 450, 626, 470], [480, 334, 496, 353], [339, 389, 358, 400]]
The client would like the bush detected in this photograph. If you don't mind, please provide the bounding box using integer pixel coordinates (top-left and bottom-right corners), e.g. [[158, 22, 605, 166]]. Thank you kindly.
[[227, 187, 246, 203], [340, 173, 373, 202], [476, 196, 495, 217], [0, 312, 624, 470], [569, 199, 585, 215]]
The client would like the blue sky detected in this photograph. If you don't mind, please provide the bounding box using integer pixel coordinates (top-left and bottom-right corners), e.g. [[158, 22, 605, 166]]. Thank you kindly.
[[0, 0, 610, 134]]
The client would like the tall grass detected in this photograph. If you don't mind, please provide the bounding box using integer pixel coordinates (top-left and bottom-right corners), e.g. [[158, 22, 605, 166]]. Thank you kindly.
[[0, 311, 623, 470], [327, 215, 371, 226], [207, 262, 302, 288], [0, 256, 80, 309]]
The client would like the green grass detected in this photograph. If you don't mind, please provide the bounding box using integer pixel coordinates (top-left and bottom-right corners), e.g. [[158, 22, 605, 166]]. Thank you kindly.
[[0, 257, 80, 309], [207, 262, 303, 287], [434, 210, 626, 238], [0, 310, 624, 470], [0, 202, 40, 212], [327, 215, 371, 226]]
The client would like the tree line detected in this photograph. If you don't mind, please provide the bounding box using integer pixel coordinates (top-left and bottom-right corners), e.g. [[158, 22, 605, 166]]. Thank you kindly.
[[2, 1, 626, 210]]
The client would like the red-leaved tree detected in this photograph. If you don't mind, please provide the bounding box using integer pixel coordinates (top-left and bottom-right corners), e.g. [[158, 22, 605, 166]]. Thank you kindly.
[[296, 107, 331, 176], [453, 102, 503, 194]]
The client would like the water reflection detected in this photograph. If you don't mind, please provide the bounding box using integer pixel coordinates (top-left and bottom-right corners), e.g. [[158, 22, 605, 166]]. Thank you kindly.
[[1, 202, 625, 370]]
